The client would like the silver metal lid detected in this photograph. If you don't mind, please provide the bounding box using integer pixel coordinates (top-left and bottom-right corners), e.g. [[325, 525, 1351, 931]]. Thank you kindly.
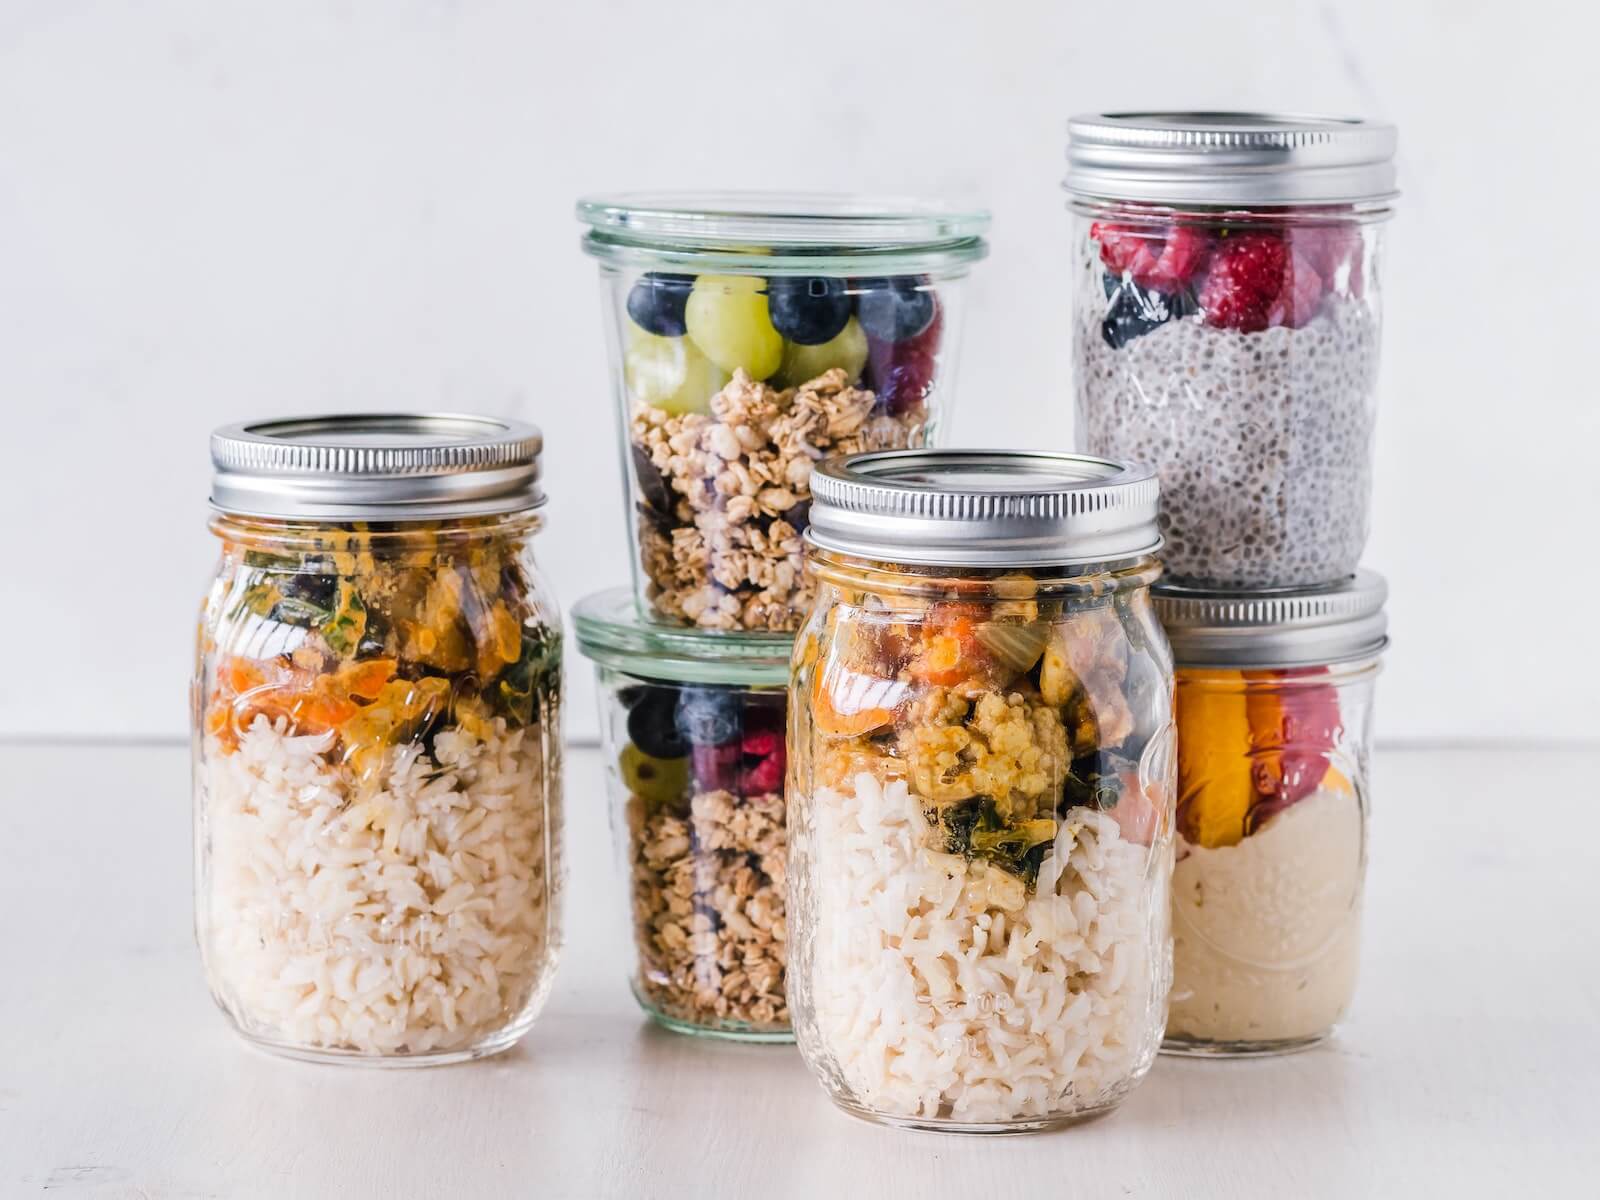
[[807, 449, 1162, 567], [210, 413, 545, 520], [1065, 112, 1398, 207], [1155, 570, 1389, 669]]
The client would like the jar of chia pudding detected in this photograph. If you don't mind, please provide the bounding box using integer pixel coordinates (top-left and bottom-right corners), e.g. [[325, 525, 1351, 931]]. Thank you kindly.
[[1156, 572, 1387, 1055], [577, 192, 989, 632], [574, 588, 793, 1041], [194, 415, 564, 1064], [788, 449, 1177, 1133], [1065, 113, 1398, 589]]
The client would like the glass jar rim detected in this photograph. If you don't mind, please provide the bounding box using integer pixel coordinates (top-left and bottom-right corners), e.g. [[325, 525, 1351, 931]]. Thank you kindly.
[[577, 190, 990, 274], [573, 588, 793, 686]]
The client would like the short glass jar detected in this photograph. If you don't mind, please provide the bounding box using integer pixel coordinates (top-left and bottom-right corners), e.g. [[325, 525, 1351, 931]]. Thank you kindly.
[[193, 415, 564, 1064], [1156, 572, 1387, 1056], [578, 192, 989, 632], [574, 589, 794, 1041], [788, 450, 1177, 1133], [1065, 113, 1398, 589]]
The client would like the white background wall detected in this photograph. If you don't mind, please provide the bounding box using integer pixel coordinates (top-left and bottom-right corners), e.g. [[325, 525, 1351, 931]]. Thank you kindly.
[[1, 0, 1594, 745]]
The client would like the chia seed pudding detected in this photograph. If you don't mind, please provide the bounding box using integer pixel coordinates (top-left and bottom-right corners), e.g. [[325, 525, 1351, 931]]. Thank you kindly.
[[1075, 281, 1380, 588]]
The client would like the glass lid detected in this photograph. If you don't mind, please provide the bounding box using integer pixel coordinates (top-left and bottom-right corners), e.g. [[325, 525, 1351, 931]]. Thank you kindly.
[[573, 588, 793, 686]]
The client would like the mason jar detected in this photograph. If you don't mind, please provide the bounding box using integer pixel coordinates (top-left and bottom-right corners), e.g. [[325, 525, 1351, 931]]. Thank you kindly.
[[788, 449, 1177, 1133], [577, 192, 989, 632], [574, 588, 793, 1041], [1155, 572, 1387, 1055], [193, 415, 564, 1064], [1066, 112, 1398, 589]]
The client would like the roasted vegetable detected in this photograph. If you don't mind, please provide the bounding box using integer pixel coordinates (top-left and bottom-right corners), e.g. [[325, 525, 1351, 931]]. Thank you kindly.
[[925, 796, 1057, 888]]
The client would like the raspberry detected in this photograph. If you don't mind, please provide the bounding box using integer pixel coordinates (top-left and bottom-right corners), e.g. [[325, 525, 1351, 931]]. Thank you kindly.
[[1198, 233, 1288, 333], [865, 306, 942, 416], [1094, 222, 1210, 291], [1266, 251, 1323, 329], [740, 751, 784, 796], [740, 729, 782, 757], [1293, 224, 1364, 299], [1090, 222, 1153, 276]]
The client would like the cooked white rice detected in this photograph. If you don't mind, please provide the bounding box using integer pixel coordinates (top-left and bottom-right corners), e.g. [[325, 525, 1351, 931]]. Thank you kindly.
[[794, 772, 1168, 1124], [199, 714, 560, 1056]]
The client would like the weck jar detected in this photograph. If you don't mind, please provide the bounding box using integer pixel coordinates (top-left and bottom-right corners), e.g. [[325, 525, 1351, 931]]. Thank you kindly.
[[193, 415, 564, 1064], [577, 192, 989, 633], [1066, 112, 1398, 589], [575, 589, 793, 1041], [1156, 572, 1387, 1056], [788, 449, 1177, 1133]]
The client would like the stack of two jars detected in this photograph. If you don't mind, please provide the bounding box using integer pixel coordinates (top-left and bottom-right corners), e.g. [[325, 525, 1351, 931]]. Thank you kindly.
[[1066, 113, 1399, 1059]]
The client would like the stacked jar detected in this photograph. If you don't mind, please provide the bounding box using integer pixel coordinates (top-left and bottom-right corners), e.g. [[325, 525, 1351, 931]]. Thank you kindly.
[[574, 193, 991, 1039], [1066, 112, 1397, 1054]]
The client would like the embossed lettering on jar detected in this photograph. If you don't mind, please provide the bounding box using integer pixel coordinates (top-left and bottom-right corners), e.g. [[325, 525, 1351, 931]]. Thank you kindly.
[[193, 415, 564, 1065], [788, 450, 1177, 1133], [1065, 112, 1398, 589]]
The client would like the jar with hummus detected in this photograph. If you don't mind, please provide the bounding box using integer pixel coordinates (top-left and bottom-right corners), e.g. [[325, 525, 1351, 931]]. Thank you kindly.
[[789, 449, 1176, 1132], [1155, 572, 1387, 1055]]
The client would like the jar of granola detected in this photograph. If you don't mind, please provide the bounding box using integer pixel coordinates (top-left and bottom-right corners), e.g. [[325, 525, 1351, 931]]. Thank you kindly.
[[1066, 112, 1398, 589], [1156, 572, 1387, 1056], [575, 589, 793, 1040], [789, 449, 1176, 1132], [194, 415, 563, 1064], [577, 192, 989, 632]]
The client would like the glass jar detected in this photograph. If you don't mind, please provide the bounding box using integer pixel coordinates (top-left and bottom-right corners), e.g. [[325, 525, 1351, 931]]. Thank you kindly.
[[1155, 572, 1387, 1055], [575, 589, 793, 1041], [577, 192, 989, 632], [788, 450, 1177, 1133], [1065, 113, 1398, 589], [193, 415, 564, 1064]]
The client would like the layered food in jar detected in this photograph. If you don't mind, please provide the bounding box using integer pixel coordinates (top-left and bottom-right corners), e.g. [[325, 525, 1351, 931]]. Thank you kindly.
[[579, 193, 988, 631], [194, 416, 562, 1064], [1066, 112, 1397, 589], [1155, 574, 1386, 1055], [576, 590, 794, 1040], [788, 451, 1175, 1132]]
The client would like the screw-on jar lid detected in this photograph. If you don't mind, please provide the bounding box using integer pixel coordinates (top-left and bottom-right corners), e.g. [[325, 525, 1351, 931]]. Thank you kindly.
[[577, 191, 990, 275], [806, 449, 1162, 568], [210, 413, 545, 521], [1155, 571, 1389, 669], [573, 588, 792, 686], [1065, 111, 1398, 207]]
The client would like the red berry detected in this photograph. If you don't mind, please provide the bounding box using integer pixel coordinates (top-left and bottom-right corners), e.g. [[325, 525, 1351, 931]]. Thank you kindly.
[[1140, 225, 1211, 291], [866, 305, 942, 416], [1267, 251, 1323, 329], [740, 752, 784, 796], [1091, 222, 1158, 278], [740, 729, 782, 757], [1198, 233, 1288, 333]]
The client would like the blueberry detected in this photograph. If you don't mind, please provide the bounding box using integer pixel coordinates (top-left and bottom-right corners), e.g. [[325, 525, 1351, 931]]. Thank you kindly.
[[626, 272, 695, 337], [856, 277, 936, 342], [627, 686, 689, 758], [1100, 275, 1196, 349], [676, 686, 742, 747], [767, 276, 851, 345]]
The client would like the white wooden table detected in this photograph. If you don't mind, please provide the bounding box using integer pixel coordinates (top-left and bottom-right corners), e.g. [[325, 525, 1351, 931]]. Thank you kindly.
[[2, 744, 1594, 1198]]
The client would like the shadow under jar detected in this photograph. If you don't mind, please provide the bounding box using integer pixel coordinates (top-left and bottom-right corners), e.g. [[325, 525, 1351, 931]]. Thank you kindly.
[[577, 192, 989, 632], [1155, 572, 1387, 1056], [1065, 112, 1398, 589], [788, 450, 1178, 1133], [575, 589, 795, 1041], [194, 415, 564, 1065]]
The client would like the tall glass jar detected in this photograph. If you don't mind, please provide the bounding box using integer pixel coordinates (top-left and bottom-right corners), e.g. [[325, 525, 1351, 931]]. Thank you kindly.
[[578, 193, 989, 632], [193, 415, 563, 1064], [1065, 112, 1398, 589], [575, 589, 793, 1041], [788, 450, 1177, 1133], [1155, 572, 1387, 1056]]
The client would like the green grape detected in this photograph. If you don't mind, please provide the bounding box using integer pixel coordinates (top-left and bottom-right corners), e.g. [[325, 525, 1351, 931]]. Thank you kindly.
[[773, 315, 869, 388], [684, 274, 784, 380], [620, 744, 688, 809], [624, 326, 729, 415]]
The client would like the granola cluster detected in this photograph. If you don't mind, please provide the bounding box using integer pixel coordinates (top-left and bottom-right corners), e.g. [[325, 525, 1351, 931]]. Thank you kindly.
[[625, 787, 789, 1032], [631, 367, 925, 631]]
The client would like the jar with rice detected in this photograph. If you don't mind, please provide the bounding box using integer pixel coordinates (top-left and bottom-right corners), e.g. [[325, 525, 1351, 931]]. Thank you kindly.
[[193, 415, 563, 1064], [787, 449, 1176, 1132]]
